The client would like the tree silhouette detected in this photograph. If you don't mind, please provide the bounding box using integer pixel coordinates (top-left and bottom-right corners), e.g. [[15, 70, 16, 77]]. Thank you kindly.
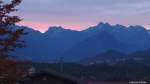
[[0, 0, 28, 83], [0, 0, 24, 58]]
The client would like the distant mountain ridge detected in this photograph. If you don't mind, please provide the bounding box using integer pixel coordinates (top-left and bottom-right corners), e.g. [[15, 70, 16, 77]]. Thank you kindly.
[[11, 22, 150, 62]]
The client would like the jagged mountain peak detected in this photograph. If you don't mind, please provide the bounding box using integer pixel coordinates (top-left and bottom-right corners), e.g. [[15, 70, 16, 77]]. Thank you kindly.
[[45, 26, 79, 34], [97, 22, 111, 27], [128, 25, 146, 32], [84, 22, 149, 33], [46, 26, 64, 32], [113, 24, 126, 28]]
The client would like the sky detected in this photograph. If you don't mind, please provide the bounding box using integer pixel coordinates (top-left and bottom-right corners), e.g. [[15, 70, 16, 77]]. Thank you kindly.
[[8, 0, 150, 32]]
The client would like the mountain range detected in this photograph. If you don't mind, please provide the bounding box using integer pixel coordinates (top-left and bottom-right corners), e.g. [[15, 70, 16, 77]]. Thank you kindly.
[[10, 22, 150, 63]]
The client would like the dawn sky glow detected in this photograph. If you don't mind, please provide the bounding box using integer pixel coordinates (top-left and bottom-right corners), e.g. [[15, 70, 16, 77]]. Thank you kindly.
[[11, 0, 150, 32]]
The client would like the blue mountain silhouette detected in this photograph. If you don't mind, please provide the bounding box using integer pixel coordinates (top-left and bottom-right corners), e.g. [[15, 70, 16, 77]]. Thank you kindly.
[[11, 22, 150, 62]]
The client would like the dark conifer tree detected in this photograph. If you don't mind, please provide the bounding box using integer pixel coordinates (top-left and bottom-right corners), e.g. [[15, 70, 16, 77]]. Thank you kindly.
[[0, 0, 24, 58], [0, 1, 28, 83]]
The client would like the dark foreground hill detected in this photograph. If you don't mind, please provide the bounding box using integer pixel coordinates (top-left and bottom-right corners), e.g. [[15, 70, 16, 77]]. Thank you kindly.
[[32, 62, 150, 81], [81, 49, 150, 65]]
